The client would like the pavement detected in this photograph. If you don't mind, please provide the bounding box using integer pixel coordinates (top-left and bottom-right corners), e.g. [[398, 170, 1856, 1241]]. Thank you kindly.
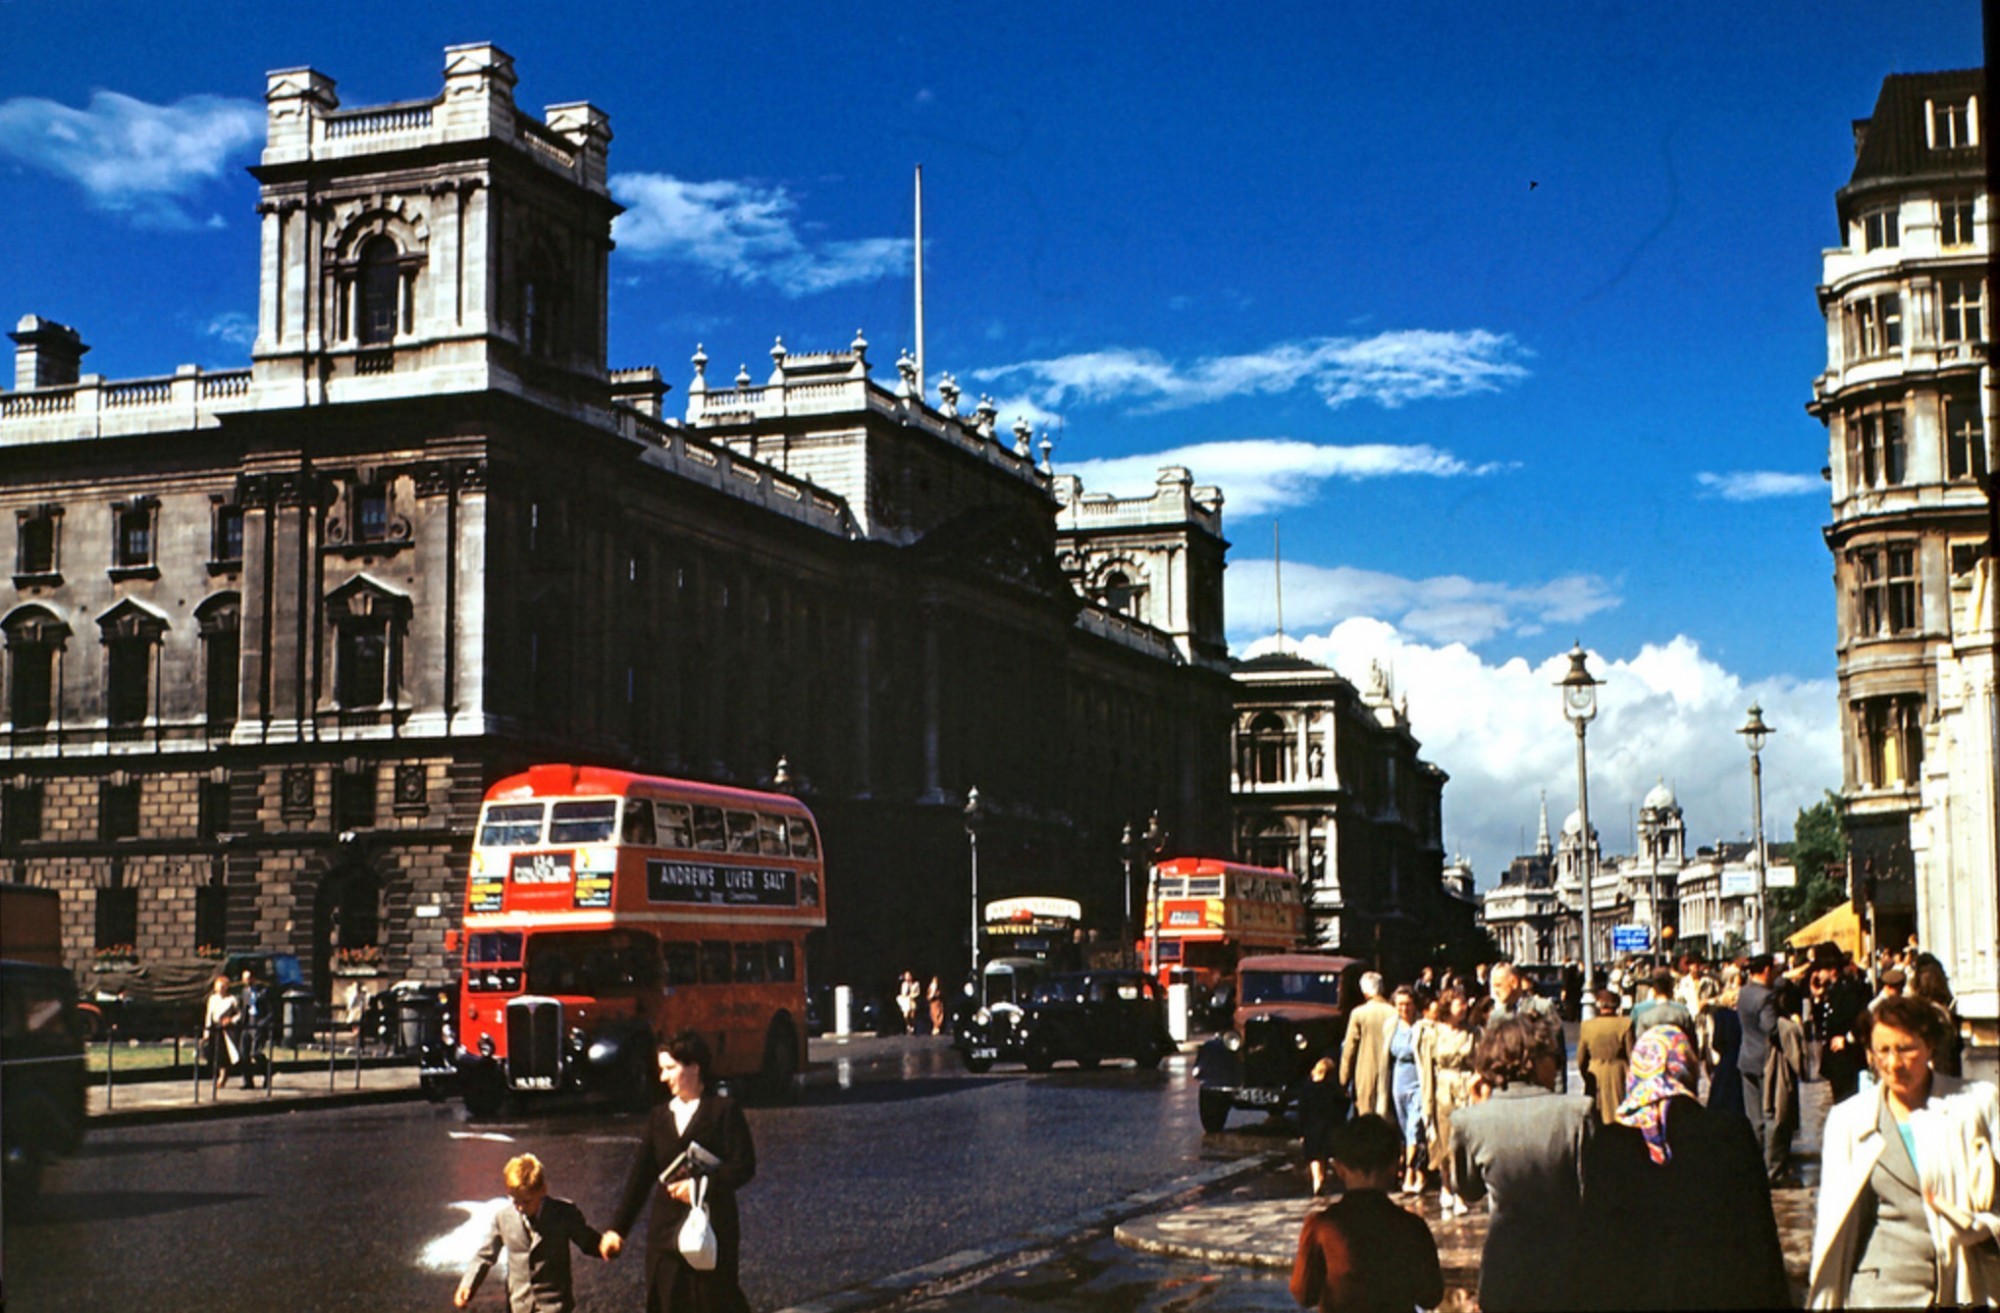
[[79, 1031, 2000, 1311]]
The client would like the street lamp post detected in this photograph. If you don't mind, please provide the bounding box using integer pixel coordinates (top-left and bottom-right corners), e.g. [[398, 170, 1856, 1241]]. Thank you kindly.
[[1143, 811, 1166, 976], [1559, 644, 1603, 1021], [964, 787, 984, 974], [1738, 704, 1774, 955], [1120, 823, 1139, 968]]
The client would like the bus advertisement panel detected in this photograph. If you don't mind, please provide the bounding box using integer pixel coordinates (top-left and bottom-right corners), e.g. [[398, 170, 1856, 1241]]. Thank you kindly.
[[1140, 857, 1303, 986], [452, 764, 824, 1113]]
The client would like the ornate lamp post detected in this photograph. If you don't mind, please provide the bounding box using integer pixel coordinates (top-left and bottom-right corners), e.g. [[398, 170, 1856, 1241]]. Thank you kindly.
[[1120, 822, 1139, 967], [1142, 811, 1166, 976], [1558, 644, 1603, 1020], [963, 787, 984, 974], [1738, 704, 1773, 954]]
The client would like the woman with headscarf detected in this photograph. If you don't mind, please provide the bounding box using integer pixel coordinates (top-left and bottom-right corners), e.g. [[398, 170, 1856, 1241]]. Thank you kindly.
[[1583, 1025, 1791, 1310]]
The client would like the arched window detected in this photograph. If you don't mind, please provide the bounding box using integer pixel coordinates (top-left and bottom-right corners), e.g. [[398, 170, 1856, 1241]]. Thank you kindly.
[[357, 237, 401, 346], [1247, 711, 1293, 784], [4, 605, 67, 729], [1102, 571, 1134, 615]]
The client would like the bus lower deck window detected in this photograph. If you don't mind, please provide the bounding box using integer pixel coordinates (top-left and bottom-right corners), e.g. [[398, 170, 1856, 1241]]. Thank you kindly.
[[767, 940, 795, 982], [663, 942, 699, 986], [699, 940, 731, 983], [734, 943, 768, 983]]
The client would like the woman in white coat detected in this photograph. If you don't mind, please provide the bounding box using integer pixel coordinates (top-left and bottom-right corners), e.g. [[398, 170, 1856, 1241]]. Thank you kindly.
[[1807, 993, 2000, 1307]]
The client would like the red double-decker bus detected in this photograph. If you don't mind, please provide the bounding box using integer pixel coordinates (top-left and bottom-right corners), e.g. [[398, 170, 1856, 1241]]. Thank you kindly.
[[1140, 856, 1303, 988], [451, 764, 825, 1114]]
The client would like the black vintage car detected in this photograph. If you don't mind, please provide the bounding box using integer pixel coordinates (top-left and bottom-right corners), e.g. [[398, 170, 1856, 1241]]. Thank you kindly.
[[1, 959, 89, 1203], [958, 967, 1172, 1073], [1194, 953, 1360, 1133]]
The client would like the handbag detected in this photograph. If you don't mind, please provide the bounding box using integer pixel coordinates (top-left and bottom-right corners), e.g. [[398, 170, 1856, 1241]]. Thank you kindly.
[[676, 1176, 718, 1271]]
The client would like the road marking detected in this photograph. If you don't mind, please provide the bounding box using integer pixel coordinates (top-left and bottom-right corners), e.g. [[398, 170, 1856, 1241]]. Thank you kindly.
[[448, 1130, 516, 1142], [419, 1198, 508, 1274]]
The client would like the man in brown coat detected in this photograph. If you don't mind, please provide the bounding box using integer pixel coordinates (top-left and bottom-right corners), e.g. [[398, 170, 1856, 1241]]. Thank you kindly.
[[1339, 970, 1397, 1118], [1576, 988, 1633, 1124]]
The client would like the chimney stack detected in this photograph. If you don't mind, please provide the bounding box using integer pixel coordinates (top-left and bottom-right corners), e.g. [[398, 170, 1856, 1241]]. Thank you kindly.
[[11, 315, 89, 390]]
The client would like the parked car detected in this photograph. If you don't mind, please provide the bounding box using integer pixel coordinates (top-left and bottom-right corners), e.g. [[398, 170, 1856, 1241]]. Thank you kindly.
[[957, 968, 1172, 1073], [1193, 952, 1360, 1133], [2, 959, 89, 1203]]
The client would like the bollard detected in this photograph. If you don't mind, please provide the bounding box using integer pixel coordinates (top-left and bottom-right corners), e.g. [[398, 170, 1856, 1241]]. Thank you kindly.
[[193, 1033, 203, 1104], [104, 1027, 116, 1111], [834, 984, 853, 1037], [328, 1023, 338, 1091], [1166, 981, 1191, 1044], [355, 1025, 363, 1090]]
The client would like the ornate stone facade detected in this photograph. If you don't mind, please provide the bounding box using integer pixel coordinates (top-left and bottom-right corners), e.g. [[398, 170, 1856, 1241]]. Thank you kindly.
[[0, 45, 1234, 998], [1227, 652, 1470, 975], [1809, 68, 1997, 1029]]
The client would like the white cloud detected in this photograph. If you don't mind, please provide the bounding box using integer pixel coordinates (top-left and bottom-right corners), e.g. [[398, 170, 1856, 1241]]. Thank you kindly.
[[0, 91, 261, 228], [1064, 437, 1511, 517], [611, 173, 911, 297], [1242, 621, 1840, 894], [972, 330, 1530, 415], [1228, 558, 1618, 646], [1696, 470, 1825, 501], [202, 312, 256, 349]]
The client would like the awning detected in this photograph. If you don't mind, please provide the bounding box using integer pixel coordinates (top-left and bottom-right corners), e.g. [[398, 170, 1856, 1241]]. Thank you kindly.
[[1787, 901, 1863, 958]]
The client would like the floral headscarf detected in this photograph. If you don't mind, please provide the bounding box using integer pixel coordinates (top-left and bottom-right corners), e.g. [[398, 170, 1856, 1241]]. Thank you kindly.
[[1615, 1024, 1699, 1164]]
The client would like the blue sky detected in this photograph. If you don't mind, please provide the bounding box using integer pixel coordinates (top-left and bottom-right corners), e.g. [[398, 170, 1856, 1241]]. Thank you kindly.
[[0, 2, 1982, 887]]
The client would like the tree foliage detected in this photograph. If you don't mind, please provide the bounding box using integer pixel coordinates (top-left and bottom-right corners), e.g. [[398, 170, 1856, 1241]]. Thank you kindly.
[[1770, 791, 1846, 942]]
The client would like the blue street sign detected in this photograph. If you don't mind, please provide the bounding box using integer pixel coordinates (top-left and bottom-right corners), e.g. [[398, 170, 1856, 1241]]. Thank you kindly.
[[1612, 924, 1652, 952]]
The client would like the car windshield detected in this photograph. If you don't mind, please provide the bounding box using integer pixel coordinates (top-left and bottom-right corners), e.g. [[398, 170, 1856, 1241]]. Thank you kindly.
[[1239, 969, 1343, 1006]]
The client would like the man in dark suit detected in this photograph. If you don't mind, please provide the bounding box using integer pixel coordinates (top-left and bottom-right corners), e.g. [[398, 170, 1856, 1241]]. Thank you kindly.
[[1736, 953, 1783, 1184]]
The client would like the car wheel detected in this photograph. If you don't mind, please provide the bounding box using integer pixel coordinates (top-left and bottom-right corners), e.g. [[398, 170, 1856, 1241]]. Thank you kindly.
[[1135, 1041, 1164, 1070], [1198, 1087, 1232, 1133], [961, 1053, 993, 1074], [1025, 1041, 1056, 1074], [1075, 1054, 1102, 1071]]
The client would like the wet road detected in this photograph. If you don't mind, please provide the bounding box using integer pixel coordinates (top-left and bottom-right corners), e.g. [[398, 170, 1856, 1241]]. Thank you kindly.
[[3, 1044, 1257, 1312]]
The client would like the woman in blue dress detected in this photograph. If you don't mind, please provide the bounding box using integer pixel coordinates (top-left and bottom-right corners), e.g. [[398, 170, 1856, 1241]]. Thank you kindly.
[[1388, 986, 1425, 1193]]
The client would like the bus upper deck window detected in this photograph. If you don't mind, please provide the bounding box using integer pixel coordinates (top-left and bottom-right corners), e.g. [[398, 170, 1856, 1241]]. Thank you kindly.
[[549, 800, 617, 844], [725, 811, 758, 854], [622, 799, 657, 846], [755, 813, 786, 856], [786, 820, 818, 859], [479, 804, 545, 848], [658, 803, 693, 850], [692, 807, 726, 852]]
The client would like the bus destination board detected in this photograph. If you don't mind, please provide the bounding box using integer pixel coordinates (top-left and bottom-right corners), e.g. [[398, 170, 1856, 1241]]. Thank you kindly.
[[647, 861, 797, 907]]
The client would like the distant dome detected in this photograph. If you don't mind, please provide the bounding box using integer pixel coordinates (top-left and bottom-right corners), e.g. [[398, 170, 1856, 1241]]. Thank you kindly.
[[1563, 809, 1583, 835], [1643, 779, 1677, 811]]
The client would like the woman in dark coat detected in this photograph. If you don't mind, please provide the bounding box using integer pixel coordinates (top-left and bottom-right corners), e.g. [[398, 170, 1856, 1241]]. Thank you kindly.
[[1585, 1025, 1791, 1310], [602, 1030, 756, 1313], [1706, 983, 1747, 1117]]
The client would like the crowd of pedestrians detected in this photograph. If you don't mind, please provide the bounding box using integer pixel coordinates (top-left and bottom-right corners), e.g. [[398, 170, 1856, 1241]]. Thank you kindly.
[[1290, 941, 1998, 1311]]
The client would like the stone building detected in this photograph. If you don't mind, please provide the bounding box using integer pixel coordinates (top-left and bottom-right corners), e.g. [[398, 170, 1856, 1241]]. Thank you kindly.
[[1227, 651, 1471, 974], [1479, 798, 1560, 966], [0, 45, 1234, 1000], [1810, 68, 1997, 1029]]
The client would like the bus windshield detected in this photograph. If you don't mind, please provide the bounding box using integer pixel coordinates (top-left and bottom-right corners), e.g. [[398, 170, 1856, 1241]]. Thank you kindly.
[[548, 800, 618, 844], [479, 804, 544, 848], [1239, 969, 1343, 1007]]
